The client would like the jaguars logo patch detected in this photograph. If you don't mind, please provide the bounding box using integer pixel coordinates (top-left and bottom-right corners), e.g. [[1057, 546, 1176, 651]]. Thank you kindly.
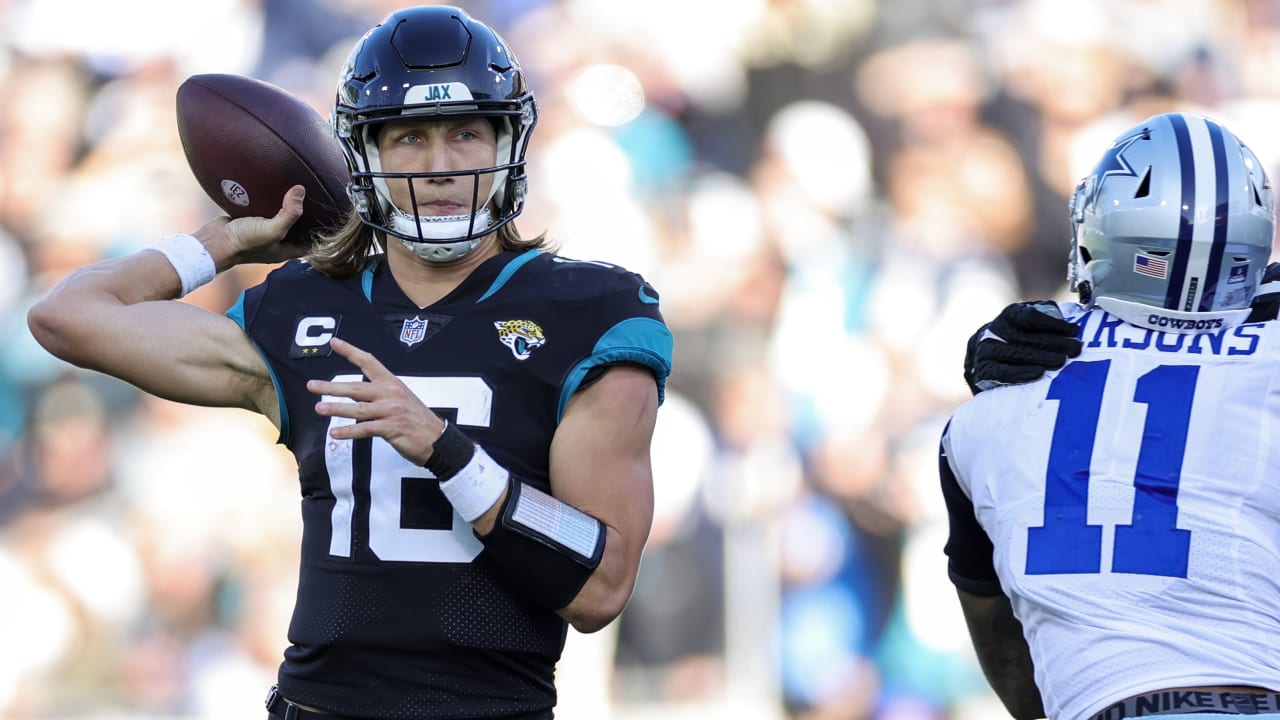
[[494, 320, 546, 360]]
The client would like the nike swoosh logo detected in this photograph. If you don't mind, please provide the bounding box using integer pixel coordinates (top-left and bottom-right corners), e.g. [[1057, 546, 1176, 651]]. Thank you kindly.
[[638, 285, 659, 305]]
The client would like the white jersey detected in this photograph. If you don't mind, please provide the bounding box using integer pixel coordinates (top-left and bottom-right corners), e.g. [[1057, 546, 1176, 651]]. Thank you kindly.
[[943, 303, 1280, 720]]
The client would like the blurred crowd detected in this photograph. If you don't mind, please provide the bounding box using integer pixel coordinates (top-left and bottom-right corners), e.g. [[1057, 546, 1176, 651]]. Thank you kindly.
[[3, 0, 1280, 718]]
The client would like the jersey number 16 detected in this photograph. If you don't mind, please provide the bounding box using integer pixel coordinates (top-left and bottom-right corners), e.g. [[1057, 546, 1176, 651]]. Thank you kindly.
[[323, 374, 491, 564]]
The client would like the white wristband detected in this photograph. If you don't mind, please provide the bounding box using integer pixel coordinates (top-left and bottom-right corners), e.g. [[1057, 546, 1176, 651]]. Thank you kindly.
[[151, 233, 217, 296], [438, 446, 510, 522]]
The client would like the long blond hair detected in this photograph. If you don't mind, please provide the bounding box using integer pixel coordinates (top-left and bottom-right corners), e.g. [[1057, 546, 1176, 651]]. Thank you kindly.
[[306, 213, 550, 278]]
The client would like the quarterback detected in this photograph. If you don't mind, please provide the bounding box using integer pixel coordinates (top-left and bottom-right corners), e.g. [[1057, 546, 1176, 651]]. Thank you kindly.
[[28, 6, 672, 719]]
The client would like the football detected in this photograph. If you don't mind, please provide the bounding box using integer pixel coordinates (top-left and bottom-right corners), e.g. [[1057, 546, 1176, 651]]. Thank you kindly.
[[176, 73, 352, 249]]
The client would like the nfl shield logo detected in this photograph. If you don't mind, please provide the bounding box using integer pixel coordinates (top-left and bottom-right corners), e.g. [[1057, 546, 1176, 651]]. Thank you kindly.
[[399, 316, 428, 347]]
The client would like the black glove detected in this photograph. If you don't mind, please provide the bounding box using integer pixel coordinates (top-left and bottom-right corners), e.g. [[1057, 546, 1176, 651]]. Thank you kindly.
[[1246, 261, 1280, 323], [964, 301, 1083, 394]]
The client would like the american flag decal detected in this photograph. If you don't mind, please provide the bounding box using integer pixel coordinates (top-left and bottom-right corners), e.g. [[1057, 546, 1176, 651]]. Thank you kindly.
[[1134, 253, 1168, 279]]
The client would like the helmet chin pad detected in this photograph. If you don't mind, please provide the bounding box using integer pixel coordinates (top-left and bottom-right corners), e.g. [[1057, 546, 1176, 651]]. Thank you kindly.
[[391, 206, 493, 263]]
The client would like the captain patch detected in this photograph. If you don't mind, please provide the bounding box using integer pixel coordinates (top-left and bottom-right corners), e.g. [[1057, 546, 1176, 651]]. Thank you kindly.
[[290, 315, 340, 358]]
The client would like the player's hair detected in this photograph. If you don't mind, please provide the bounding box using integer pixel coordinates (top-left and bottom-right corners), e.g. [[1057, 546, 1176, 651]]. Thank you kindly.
[[307, 211, 549, 278]]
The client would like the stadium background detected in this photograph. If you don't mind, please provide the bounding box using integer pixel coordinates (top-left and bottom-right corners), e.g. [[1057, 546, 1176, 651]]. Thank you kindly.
[[1, 0, 1277, 717]]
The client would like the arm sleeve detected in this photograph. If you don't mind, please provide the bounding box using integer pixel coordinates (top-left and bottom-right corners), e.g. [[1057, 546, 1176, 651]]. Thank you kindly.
[[939, 430, 1003, 596]]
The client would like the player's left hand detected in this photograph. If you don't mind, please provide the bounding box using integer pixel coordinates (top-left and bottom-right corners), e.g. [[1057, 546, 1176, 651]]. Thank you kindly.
[[308, 337, 446, 465]]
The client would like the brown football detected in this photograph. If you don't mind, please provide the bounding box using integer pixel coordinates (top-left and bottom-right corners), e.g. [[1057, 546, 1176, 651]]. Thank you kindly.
[[176, 73, 351, 249]]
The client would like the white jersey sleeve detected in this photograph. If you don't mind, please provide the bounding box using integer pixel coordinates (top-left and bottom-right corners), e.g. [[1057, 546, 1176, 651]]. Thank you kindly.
[[946, 305, 1280, 720]]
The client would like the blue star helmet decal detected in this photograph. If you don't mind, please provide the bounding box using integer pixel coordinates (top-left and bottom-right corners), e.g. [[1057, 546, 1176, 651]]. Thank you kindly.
[[1098, 129, 1145, 179], [1086, 128, 1148, 207]]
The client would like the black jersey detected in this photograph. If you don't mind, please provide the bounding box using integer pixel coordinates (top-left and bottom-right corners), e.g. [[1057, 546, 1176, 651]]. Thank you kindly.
[[228, 249, 672, 719]]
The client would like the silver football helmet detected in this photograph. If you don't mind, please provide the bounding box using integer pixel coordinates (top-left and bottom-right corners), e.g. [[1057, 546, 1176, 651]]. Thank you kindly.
[[1069, 112, 1275, 332]]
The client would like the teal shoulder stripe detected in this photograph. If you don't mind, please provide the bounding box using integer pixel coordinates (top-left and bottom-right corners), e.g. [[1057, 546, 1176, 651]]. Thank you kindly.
[[251, 337, 290, 445], [226, 291, 248, 329], [224, 292, 291, 445], [361, 259, 378, 302], [478, 249, 541, 303], [556, 317, 673, 422]]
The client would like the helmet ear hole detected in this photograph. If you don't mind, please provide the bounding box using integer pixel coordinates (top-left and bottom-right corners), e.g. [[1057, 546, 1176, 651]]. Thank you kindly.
[[1078, 280, 1093, 304], [1133, 167, 1152, 198]]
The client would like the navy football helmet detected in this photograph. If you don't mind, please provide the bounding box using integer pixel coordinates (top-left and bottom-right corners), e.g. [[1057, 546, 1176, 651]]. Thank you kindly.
[[1069, 112, 1275, 332], [332, 6, 536, 262]]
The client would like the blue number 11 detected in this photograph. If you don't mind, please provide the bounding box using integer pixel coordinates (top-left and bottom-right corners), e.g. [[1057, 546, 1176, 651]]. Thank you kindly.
[[1026, 360, 1195, 578]]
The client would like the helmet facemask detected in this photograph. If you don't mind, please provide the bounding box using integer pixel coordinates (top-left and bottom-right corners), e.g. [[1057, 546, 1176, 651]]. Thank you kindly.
[[356, 115, 519, 262], [1067, 178, 1094, 305]]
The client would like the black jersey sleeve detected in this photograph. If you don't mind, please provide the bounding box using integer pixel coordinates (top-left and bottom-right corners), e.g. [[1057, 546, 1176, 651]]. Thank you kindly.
[[939, 429, 1003, 596], [531, 256, 673, 421]]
